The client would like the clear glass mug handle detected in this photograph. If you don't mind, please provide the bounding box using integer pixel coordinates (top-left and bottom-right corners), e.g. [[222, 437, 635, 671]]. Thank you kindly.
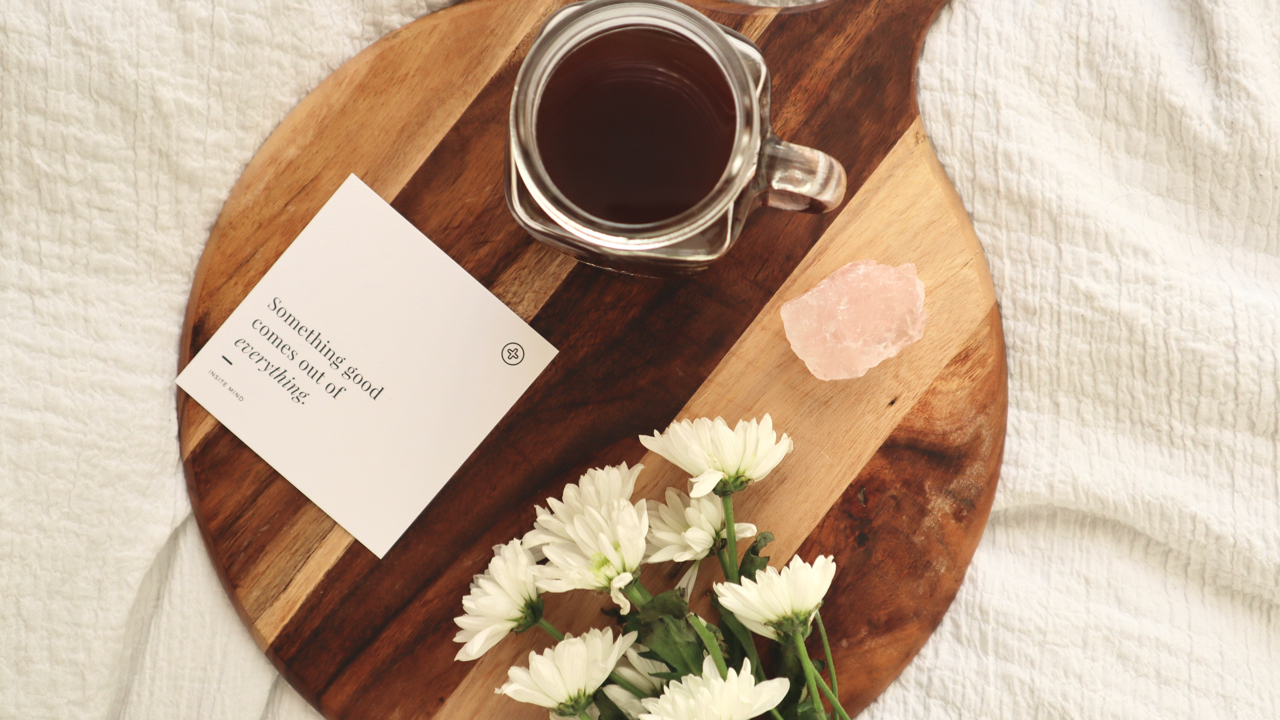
[[759, 135, 847, 213]]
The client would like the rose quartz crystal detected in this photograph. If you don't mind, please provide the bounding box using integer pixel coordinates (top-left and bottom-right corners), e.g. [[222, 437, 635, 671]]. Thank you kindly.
[[780, 260, 926, 381]]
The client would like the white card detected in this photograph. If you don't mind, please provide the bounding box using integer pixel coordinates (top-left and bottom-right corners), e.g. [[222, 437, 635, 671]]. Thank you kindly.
[[177, 175, 557, 558]]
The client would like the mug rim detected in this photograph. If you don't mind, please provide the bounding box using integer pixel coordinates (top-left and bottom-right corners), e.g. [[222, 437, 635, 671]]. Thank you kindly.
[[510, 0, 761, 251]]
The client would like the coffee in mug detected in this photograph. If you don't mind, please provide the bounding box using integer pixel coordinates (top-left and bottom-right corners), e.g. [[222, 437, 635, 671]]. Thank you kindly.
[[507, 0, 846, 275]]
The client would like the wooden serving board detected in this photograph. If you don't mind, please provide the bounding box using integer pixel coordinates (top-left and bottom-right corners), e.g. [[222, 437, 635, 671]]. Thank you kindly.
[[176, 0, 1006, 717]]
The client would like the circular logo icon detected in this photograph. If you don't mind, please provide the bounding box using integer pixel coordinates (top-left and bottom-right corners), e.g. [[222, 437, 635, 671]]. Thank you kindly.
[[501, 342, 525, 366]]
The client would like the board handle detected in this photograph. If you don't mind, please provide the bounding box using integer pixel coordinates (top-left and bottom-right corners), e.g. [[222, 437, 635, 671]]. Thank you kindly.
[[761, 135, 848, 213]]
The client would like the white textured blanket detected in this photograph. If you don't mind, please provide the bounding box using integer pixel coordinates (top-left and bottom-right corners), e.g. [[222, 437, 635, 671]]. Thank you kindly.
[[2, 1, 1276, 718]]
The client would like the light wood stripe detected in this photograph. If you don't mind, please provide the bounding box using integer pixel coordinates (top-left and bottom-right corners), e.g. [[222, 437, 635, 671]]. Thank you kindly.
[[490, 243, 579, 322], [239, 504, 336, 622], [178, 399, 220, 461], [365, 1, 568, 200], [654, 117, 995, 578], [738, 8, 779, 42], [435, 116, 998, 719], [257, 525, 356, 646]]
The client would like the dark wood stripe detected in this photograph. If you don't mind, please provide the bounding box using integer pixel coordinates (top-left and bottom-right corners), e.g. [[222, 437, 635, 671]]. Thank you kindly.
[[390, 31, 538, 289], [217, 477, 310, 589], [764, 0, 935, 191], [796, 305, 1006, 716], [191, 426, 283, 539]]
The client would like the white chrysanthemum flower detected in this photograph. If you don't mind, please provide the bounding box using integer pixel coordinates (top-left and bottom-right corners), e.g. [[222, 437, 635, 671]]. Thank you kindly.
[[713, 555, 837, 640], [532, 498, 649, 613], [640, 415, 793, 498], [525, 463, 645, 557], [646, 487, 757, 564], [497, 628, 637, 718], [602, 644, 669, 719], [639, 657, 788, 720], [453, 539, 541, 661]]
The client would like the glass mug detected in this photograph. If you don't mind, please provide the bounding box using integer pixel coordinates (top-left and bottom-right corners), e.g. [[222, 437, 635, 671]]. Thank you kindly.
[[506, 0, 847, 275]]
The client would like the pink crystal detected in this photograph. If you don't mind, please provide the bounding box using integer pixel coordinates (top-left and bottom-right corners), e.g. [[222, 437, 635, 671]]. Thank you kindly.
[[780, 260, 927, 381]]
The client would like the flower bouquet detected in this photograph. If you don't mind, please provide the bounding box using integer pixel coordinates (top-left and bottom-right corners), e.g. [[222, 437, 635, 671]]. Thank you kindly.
[[453, 415, 852, 720]]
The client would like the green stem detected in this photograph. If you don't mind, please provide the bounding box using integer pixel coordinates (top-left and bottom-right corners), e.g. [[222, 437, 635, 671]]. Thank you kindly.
[[769, 710, 785, 720], [813, 673, 852, 720], [608, 672, 648, 700], [791, 632, 825, 719], [622, 579, 652, 611], [816, 610, 838, 697], [715, 543, 735, 583], [537, 618, 565, 641], [688, 613, 728, 679], [721, 494, 740, 583], [577, 712, 592, 720]]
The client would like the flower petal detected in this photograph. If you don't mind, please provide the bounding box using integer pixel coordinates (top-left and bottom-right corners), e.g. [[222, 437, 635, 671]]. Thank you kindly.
[[453, 539, 540, 661], [688, 469, 725, 498], [675, 560, 700, 598], [610, 572, 634, 615]]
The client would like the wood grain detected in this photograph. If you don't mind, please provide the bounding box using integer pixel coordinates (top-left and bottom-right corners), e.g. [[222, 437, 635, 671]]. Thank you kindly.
[[176, 0, 1004, 718]]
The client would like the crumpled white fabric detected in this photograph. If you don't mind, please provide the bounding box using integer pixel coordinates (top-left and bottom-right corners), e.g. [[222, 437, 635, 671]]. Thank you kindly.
[[1, 0, 1275, 718], [1, 2, 448, 719], [877, 0, 1280, 717]]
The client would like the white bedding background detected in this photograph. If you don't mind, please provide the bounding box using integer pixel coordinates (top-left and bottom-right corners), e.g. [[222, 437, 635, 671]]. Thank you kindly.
[[1, 0, 1276, 718]]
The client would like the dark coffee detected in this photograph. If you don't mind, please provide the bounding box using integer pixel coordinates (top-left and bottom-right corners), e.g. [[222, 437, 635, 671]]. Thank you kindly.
[[536, 27, 737, 225]]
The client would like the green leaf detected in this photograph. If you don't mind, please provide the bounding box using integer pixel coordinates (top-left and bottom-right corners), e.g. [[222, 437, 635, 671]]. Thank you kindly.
[[642, 588, 690, 618], [592, 687, 629, 720], [645, 616, 704, 677], [795, 702, 830, 720], [705, 619, 728, 654], [811, 657, 827, 676], [779, 695, 825, 720], [620, 589, 704, 677], [738, 532, 775, 581], [636, 648, 666, 665], [711, 595, 757, 675]]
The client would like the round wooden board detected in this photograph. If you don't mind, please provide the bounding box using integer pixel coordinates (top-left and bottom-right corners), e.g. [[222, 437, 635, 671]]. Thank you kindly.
[[176, 0, 1007, 717]]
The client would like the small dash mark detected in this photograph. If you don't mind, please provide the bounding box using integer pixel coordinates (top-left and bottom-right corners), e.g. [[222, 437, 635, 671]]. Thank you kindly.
[[222, 356, 233, 366]]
